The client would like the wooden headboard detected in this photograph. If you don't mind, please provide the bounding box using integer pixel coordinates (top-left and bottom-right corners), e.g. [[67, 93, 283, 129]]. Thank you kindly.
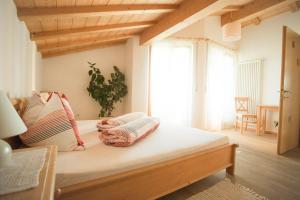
[[4, 98, 28, 149]]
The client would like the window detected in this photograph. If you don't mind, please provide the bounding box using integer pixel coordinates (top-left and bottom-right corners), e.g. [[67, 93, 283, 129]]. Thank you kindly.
[[204, 44, 236, 130], [150, 41, 193, 126]]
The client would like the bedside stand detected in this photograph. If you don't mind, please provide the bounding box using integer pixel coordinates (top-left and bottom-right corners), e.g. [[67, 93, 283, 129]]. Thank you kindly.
[[0, 145, 57, 200]]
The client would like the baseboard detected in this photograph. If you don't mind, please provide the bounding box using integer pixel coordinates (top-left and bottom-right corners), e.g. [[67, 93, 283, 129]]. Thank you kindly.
[[265, 131, 278, 135], [235, 124, 256, 131], [235, 125, 277, 134]]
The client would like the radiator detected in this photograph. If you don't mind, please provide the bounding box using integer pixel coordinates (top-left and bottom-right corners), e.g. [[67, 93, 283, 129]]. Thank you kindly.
[[236, 59, 262, 114]]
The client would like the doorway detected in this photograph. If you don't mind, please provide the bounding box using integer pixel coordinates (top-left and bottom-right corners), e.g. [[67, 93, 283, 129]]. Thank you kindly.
[[277, 26, 300, 154]]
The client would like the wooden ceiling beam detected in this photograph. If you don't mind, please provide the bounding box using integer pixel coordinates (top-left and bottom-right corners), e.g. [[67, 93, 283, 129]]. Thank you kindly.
[[38, 34, 135, 51], [139, 0, 234, 45], [18, 4, 178, 21], [290, 1, 300, 12], [241, 0, 300, 27], [221, 0, 296, 26], [42, 40, 127, 58], [31, 21, 155, 41], [222, 5, 242, 11]]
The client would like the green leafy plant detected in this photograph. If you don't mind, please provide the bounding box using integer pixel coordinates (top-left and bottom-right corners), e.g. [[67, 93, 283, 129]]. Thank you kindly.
[[87, 62, 128, 117]]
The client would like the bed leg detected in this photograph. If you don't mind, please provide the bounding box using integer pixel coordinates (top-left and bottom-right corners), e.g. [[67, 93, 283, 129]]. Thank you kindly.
[[226, 165, 235, 175], [55, 188, 62, 200], [226, 144, 238, 175]]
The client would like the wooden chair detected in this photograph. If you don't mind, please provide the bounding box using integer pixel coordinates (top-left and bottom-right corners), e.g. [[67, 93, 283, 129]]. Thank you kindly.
[[235, 97, 257, 134]]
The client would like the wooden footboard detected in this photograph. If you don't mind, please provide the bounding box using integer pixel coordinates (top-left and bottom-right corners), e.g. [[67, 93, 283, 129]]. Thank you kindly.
[[56, 143, 238, 200]]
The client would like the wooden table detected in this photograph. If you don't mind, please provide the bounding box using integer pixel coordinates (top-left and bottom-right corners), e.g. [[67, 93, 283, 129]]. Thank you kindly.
[[256, 105, 279, 135], [0, 145, 57, 200]]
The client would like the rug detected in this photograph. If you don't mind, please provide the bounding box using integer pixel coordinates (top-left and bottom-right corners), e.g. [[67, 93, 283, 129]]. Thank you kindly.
[[187, 178, 268, 200]]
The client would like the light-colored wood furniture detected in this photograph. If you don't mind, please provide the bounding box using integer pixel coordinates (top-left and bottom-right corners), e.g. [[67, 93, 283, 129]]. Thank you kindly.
[[56, 144, 238, 200], [0, 145, 57, 200], [235, 97, 257, 134], [9, 97, 238, 200], [256, 105, 279, 135]]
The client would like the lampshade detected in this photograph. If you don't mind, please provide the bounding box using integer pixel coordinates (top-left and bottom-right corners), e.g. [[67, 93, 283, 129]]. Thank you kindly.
[[0, 90, 27, 139], [222, 21, 241, 42]]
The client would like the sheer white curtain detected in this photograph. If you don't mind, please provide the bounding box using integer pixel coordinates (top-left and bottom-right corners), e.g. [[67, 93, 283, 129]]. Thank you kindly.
[[0, 0, 38, 97], [204, 43, 236, 131], [150, 41, 193, 126]]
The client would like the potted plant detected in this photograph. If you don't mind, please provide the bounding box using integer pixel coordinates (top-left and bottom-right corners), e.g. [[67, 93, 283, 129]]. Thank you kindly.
[[87, 62, 128, 117]]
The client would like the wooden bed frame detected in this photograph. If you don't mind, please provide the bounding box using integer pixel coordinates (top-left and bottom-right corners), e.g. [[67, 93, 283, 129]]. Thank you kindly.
[[9, 97, 238, 200]]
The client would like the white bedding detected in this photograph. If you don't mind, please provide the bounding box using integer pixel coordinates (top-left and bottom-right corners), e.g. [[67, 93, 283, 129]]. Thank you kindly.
[[56, 120, 229, 188]]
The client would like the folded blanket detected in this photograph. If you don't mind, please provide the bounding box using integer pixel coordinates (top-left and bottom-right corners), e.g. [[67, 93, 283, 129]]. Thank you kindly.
[[97, 112, 146, 130], [99, 116, 160, 147]]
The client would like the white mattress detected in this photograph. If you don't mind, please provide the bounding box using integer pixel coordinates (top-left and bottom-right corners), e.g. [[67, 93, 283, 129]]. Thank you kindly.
[[56, 120, 229, 188]]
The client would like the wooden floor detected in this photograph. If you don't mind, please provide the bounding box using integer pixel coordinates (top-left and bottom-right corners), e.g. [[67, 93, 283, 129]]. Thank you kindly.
[[159, 130, 300, 200], [220, 129, 278, 154]]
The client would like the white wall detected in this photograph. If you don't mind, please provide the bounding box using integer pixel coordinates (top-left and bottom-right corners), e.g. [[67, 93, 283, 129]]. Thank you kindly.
[[0, 0, 42, 97], [124, 37, 150, 114], [41, 45, 126, 120], [172, 16, 239, 49], [34, 53, 43, 92], [203, 17, 239, 49], [239, 11, 300, 105], [173, 20, 205, 38], [124, 39, 134, 113], [239, 11, 300, 131]]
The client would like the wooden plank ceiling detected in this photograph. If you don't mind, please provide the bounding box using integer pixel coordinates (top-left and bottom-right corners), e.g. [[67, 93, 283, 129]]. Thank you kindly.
[[13, 0, 300, 58]]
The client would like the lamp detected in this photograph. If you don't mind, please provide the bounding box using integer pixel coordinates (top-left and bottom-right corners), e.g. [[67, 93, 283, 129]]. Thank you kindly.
[[222, 21, 242, 42], [0, 90, 27, 167]]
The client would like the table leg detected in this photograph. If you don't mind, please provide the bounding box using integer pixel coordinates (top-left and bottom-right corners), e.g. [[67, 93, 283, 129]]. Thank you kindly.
[[240, 116, 244, 134], [256, 107, 261, 135], [263, 109, 267, 134]]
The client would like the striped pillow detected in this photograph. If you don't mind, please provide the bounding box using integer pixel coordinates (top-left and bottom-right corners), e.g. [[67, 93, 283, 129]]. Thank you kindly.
[[46, 92, 84, 146], [20, 93, 84, 151], [60, 93, 84, 147], [22, 93, 45, 127]]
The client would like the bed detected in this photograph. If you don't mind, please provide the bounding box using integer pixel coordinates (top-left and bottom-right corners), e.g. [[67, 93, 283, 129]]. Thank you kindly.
[[9, 98, 238, 200]]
